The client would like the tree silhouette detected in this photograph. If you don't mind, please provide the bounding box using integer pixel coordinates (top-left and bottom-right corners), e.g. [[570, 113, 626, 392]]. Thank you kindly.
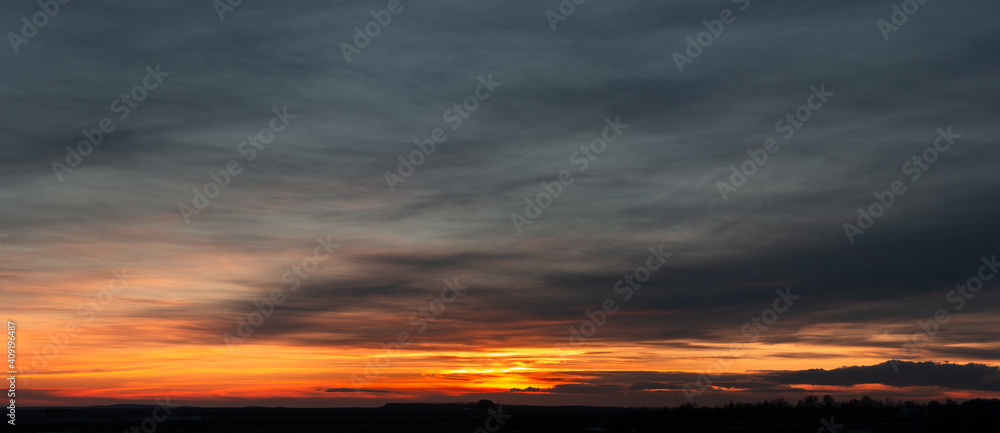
[[797, 394, 820, 408], [476, 399, 496, 414]]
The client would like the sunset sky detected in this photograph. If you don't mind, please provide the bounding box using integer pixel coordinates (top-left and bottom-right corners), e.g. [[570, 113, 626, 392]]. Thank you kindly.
[[1, 0, 998, 408]]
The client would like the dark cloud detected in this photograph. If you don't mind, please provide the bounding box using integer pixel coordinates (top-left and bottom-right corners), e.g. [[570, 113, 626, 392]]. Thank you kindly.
[[323, 388, 394, 394], [509, 361, 1000, 395], [763, 361, 1000, 392]]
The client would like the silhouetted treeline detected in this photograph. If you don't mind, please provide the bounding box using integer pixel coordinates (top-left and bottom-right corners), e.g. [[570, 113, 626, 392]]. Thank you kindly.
[[487, 396, 998, 432], [655, 395, 1000, 432], [12, 396, 999, 432]]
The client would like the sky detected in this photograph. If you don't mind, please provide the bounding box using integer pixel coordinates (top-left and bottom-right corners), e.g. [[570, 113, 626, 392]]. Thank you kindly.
[[1, 0, 998, 408]]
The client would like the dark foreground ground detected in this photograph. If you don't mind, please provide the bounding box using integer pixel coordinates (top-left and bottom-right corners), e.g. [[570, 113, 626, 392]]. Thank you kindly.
[[10, 399, 1000, 432]]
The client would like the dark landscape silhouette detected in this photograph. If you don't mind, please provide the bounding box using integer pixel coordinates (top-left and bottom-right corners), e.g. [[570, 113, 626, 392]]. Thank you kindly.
[[13, 397, 1000, 432]]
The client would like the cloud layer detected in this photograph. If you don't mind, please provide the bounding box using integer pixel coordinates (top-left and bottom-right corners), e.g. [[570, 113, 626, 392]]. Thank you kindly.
[[1, 0, 997, 406]]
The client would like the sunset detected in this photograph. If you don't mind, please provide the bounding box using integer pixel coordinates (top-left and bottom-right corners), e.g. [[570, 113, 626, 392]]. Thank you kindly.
[[2, 0, 998, 431]]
